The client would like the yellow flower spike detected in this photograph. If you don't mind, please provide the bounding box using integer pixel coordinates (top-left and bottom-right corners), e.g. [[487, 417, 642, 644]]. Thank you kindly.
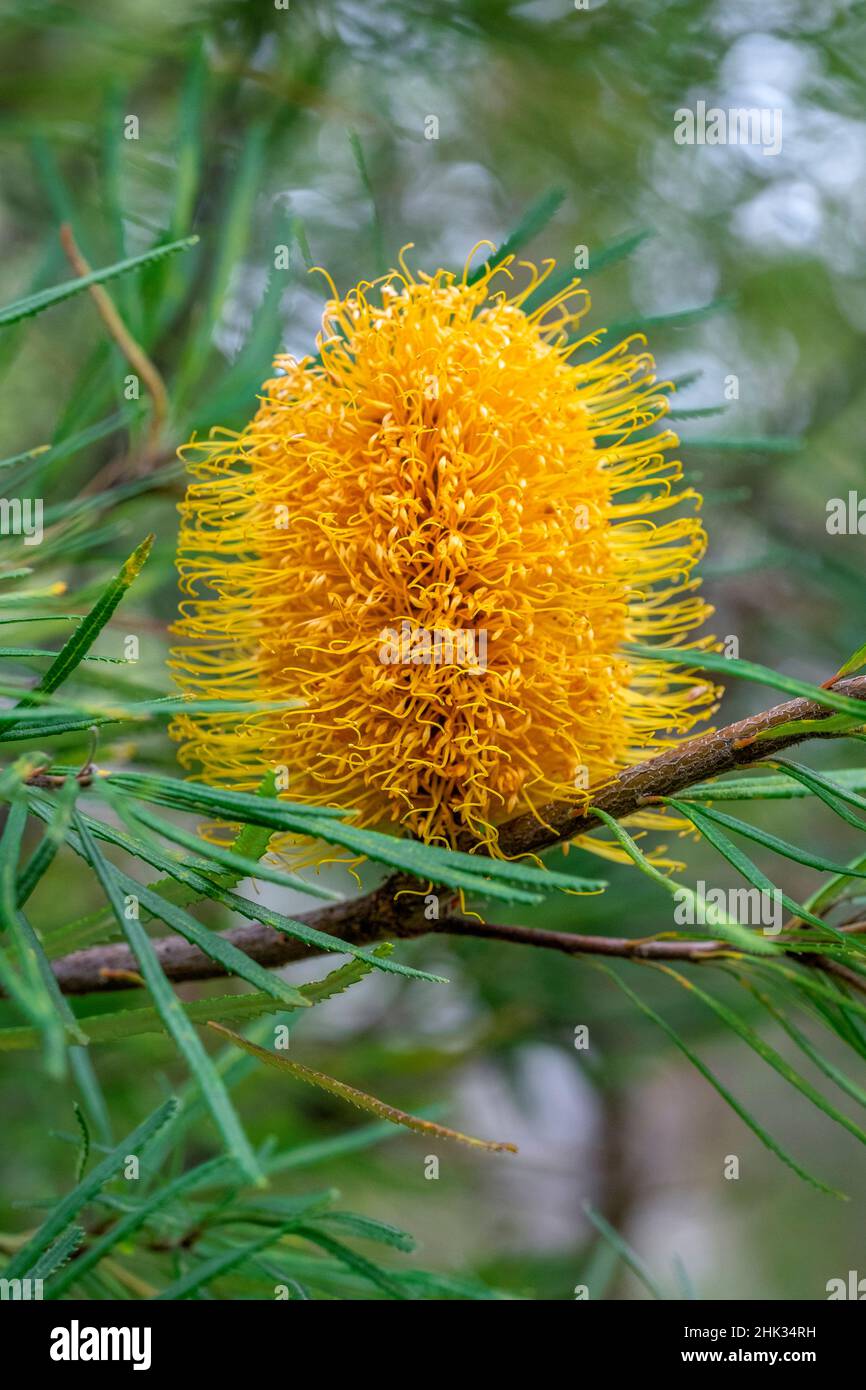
[[170, 253, 719, 862]]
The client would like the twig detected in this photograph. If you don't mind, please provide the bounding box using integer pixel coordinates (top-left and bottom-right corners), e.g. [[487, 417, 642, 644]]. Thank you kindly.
[[45, 673, 866, 996], [59, 223, 168, 455]]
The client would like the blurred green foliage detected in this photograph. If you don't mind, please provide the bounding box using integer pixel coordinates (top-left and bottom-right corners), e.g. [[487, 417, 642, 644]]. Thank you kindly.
[[2, 0, 866, 1300]]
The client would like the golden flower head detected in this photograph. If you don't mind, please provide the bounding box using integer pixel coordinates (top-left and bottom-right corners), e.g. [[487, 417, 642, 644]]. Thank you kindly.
[[170, 248, 716, 860]]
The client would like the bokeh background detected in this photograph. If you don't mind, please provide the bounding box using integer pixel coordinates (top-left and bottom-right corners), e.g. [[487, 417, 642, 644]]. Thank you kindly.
[[1, 0, 866, 1299]]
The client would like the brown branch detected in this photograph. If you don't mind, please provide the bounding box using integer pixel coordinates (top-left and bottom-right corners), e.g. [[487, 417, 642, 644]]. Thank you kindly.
[[800, 954, 866, 997], [435, 917, 866, 997], [432, 918, 730, 960], [49, 673, 866, 996], [492, 672, 866, 858]]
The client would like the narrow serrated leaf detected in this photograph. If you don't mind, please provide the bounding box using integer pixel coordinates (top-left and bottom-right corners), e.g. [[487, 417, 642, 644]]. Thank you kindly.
[[596, 965, 843, 1197], [626, 643, 866, 721], [4, 1097, 179, 1278], [24, 1225, 85, 1284], [16, 775, 78, 905], [208, 1023, 517, 1153], [654, 964, 866, 1149], [156, 1215, 317, 1300], [13, 536, 153, 712], [106, 772, 606, 901], [466, 187, 565, 285], [0, 237, 198, 328], [590, 806, 777, 955], [47, 1155, 233, 1299], [42, 801, 446, 985], [73, 813, 262, 1185]]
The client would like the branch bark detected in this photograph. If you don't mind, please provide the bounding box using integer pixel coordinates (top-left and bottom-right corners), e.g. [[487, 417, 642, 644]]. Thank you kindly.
[[49, 674, 866, 996]]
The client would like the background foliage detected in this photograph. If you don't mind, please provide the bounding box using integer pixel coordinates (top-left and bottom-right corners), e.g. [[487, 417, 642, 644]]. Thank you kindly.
[[2, 0, 866, 1300]]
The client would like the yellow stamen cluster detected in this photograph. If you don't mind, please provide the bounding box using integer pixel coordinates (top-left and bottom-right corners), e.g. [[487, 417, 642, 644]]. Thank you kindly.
[[170, 251, 716, 859]]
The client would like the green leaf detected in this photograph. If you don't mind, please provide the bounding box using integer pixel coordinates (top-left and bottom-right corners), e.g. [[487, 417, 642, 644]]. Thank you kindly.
[[0, 648, 127, 665], [0, 236, 199, 328], [604, 296, 735, 339], [795, 977, 866, 1062], [16, 774, 78, 905], [103, 770, 352, 821], [0, 800, 74, 1070], [349, 130, 386, 277], [666, 369, 703, 393], [0, 803, 43, 1019], [768, 758, 866, 830], [0, 991, 281, 1053], [24, 1225, 84, 1284], [15, 410, 137, 495], [625, 642, 866, 721], [804, 849, 866, 921], [466, 187, 565, 285], [102, 88, 141, 335], [0, 612, 77, 622], [666, 403, 726, 421], [738, 975, 866, 1114], [666, 799, 866, 957], [668, 797, 866, 882], [583, 228, 653, 278], [41, 904, 124, 958], [191, 209, 294, 431], [654, 964, 866, 1150], [2, 797, 110, 1154], [292, 216, 313, 270], [106, 771, 607, 902], [517, 227, 651, 324], [73, 1101, 90, 1181], [3, 1096, 179, 1279], [119, 795, 343, 903], [678, 768, 866, 802], [595, 964, 843, 1197], [665, 798, 821, 930], [171, 42, 206, 241], [156, 1213, 321, 1300], [39, 769, 325, 959], [317, 1209, 415, 1253], [45, 801, 446, 985], [823, 638, 866, 683], [175, 123, 267, 402], [582, 1202, 667, 1299], [108, 859, 311, 1011], [394, 1268, 507, 1300], [756, 713, 864, 740], [72, 811, 262, 1186], [589, 805, 778, 955], [0, 444, 49, 472], [69, 1047, 113, 1150], [0, 696, 304, 744], [47, 1154, 233, 1299], [207, 1022, 518, 1154], [13, 536, 153, 711], [756, 960, 866, 1037], [294, 1224, 409, 1300], [0, 952, 384, 1054], [300, 947, 390, 1004]]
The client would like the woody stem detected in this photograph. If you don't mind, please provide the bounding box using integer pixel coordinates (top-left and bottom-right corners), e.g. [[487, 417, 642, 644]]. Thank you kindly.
[[45, 674, 866, 996]]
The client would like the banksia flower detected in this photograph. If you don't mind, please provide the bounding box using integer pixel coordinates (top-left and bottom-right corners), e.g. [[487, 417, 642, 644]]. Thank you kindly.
[[171, 250, 716, 861]]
